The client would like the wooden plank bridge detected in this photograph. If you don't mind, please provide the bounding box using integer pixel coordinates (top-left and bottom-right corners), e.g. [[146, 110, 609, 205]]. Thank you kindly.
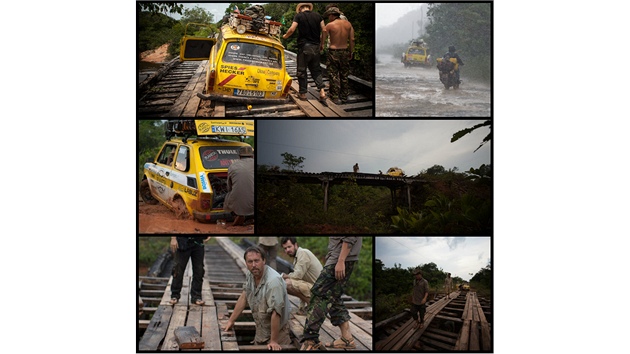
[[374, 291, 492, 351], [138, 50, 373, 118], [138, 237, 372, 351]]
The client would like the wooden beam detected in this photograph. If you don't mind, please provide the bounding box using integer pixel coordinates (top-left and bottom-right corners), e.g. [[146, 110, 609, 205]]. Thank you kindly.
[[201, 306, 222, 351]]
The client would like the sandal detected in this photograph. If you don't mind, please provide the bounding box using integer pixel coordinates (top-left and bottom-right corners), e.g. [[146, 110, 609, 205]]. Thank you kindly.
[[169, 298, 178, 305], [193, 299, 205, 306], [298, 93, 307, 101], [325, 337, 355, 349], [299, 340, 321, 351]]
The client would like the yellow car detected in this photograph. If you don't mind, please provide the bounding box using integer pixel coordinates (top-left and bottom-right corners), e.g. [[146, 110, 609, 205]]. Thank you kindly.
[[402, 39, 430, 67], [140, 120, 254, 223], [386, 167, 405, 177], [180, 13, 292, 104]]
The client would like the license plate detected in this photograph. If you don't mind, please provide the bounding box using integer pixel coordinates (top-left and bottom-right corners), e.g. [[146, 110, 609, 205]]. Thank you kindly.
[[234, 89, 264, 98]]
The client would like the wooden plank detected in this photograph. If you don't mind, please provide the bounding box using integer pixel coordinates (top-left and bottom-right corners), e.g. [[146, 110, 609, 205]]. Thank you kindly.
[[213, 101, 226, 117], [289, 81, 324, 117], [454, 319, 471, 351], [349, 312, 372, 336], [161, 306, 189, 350], [469, 320, 480, 350], [201, 277, 215, 307], [216, 302, 239, 351], [377, 318, 414, 350], [238, 345, 297, 351], [201, 306, 222, 351], [168, 61, 206, 117], [175, 326, 205, 349], [374, 310, 409, 330], [138, 305, 173, 350], [421, 336, 455, 351], [214, 237, 248, 275]]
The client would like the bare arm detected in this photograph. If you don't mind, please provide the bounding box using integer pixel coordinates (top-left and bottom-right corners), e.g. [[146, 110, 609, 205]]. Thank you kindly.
[[349, 25, 355, 59], [321, 23, 329, 51], [282, 21, 298, 39], [335, 242, 352, 280], [223, 291, 247, 331], [267, 310, 282, 350]]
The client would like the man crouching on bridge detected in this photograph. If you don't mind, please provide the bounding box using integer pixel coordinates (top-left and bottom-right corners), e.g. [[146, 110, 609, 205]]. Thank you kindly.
[[223, 246, 291, 350]]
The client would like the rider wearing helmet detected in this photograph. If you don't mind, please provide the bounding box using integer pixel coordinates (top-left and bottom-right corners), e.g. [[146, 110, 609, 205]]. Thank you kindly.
[[443, 45, 464, 84]]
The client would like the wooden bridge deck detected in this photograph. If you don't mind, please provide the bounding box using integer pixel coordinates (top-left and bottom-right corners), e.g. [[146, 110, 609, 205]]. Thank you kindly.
[[375, 291, 491, 351], [138, 237, 372, 351]]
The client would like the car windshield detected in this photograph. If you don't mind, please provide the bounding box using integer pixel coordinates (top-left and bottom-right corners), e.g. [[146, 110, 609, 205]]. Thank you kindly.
[[222, 41, 282, 69], [199, 146, 242, 169]]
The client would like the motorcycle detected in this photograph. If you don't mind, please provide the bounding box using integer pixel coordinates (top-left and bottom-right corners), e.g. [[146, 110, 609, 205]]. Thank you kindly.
[[436, 57, 461, 89]]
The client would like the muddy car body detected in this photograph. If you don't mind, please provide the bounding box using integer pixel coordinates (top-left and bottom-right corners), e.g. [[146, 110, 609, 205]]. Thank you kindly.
[[180, 13, 292, 104], [140, 120, 254, 223]]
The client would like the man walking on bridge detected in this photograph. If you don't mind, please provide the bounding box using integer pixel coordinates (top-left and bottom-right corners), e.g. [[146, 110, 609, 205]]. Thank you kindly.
[[169, 237, 211, 306], [283, 3, 327, 103], [322, 5, 354, 104], [300, 237, 362, 350], [223, 246, 291, 351], [444, 272, 453, 299], [412, 268, 429, 329]]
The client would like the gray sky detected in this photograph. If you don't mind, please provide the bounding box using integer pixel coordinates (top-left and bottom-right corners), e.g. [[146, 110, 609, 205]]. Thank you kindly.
[[376, 2, 424, 29], [376, 237, 491, 282], [256, 120, 491, 175]]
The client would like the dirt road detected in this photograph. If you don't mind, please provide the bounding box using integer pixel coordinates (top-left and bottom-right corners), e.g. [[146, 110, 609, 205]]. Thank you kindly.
[[138, 200, 254, 234], [376, 53, 491, 117]]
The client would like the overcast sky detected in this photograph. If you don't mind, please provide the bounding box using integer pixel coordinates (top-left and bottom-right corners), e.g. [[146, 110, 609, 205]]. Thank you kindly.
[[256, 120, 491, 175], [376, 2, 424, 29], [376, 237, 491, 282]]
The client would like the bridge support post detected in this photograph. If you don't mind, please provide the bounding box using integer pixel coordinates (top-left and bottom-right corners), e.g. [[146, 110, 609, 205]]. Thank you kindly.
[[406, 184, 412, 209]]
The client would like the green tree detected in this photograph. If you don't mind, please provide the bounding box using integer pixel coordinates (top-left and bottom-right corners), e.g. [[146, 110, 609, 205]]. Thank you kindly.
[[425, 3, 492, 81], [426, 164, 446, 175], [280, 152, 305, 172], [137, 2, 184, 15], [138, 120, 166, 185], [451, 120, 491, 152]]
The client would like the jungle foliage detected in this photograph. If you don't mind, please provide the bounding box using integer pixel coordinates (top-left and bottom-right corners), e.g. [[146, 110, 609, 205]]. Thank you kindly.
[[374, 260, 491, 323], [258, 155, 491, 235], [425, 2, 492, 81]]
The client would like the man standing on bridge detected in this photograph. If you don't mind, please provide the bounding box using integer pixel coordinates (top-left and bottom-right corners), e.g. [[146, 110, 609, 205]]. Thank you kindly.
[[300, 237, 362, 350], [169, 237, 211, 306], [411, 268, 429, 329], [353, 163, 359, 173], [280, 237, 323, 315], [322, 5, 354, 105], [223, 246, 291, 351], [283, 3, 327, 103], [444, 272, 453, 299]]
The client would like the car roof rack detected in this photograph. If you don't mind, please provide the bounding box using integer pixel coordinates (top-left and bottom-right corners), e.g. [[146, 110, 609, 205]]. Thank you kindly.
[[227, 12, 281, 37], [165, 120, 254, 142]]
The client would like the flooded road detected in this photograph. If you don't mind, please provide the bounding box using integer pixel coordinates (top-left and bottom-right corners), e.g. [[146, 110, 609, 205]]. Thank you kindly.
[[375, 54, 491, 117]]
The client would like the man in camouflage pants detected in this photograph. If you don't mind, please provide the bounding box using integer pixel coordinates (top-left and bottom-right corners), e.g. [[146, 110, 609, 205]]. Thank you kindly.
[[299, 237, 362, 351], [322, 6, 354, 104]]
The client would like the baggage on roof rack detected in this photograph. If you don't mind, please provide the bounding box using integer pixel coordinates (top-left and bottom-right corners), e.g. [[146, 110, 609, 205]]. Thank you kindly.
[[228, 12, 281, 36], [166, 120, 255, 139]]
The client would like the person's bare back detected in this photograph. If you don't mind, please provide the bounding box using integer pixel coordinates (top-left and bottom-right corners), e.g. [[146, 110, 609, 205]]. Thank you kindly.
[[326, 19, 354, 50]]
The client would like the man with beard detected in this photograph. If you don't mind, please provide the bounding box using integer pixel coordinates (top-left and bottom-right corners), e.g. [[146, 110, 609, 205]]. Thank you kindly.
[[223, 246, 291, 351], [280, 237, 323, 315]]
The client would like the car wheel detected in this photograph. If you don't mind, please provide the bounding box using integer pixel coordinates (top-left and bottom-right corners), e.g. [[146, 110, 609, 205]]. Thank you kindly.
[[172, 198, 189, 219], [140, 179, 158, 205]]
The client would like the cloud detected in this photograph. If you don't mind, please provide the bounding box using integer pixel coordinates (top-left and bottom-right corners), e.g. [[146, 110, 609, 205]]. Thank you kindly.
[[447, 237, 466, 250]]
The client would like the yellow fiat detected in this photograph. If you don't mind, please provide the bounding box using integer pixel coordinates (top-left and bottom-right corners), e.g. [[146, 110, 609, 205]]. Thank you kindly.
[[140, 120, 254, 223], [180, 12, 292, 104]]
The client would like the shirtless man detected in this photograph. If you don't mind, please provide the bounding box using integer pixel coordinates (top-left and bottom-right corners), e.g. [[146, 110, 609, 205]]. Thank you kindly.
[[321, 6, 354, 104]]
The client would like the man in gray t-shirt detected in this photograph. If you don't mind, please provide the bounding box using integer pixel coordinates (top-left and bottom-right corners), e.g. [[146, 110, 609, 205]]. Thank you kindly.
[[412, 268, 429, 328]]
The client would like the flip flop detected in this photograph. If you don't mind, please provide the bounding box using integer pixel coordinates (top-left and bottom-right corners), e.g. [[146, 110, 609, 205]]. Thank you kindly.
[[170, 298, 178, 305], [325, 337, 355, 349], [194, 299, 205, 305]]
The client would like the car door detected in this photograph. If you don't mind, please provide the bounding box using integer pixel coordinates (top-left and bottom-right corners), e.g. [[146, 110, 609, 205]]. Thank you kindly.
[[179, 23, 217, 61]]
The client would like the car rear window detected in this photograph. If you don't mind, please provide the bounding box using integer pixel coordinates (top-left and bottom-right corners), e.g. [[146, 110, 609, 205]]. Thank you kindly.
[[199, 146, 242, 169], [222, 42, 282, 69]]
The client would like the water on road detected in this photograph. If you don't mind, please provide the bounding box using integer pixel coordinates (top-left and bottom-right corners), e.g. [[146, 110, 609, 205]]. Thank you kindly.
[[376, 54, 491, 117]]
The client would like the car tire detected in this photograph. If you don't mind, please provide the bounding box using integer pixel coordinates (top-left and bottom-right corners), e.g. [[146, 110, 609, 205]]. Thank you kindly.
[[172, 198, 189, 219], [140, 179, 159, 205]]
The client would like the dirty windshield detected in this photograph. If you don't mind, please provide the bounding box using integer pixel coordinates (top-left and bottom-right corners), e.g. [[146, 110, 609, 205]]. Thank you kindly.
[[223, 42, 282, 69], [199, 146, 241, 169]]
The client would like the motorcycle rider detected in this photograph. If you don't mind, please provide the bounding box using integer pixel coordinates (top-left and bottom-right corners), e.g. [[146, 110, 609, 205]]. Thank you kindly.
[[443, 45, 464, 84]]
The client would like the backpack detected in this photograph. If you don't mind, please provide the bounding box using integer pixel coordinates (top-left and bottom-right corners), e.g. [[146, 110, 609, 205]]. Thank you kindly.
[[244, 5, 266, 32]]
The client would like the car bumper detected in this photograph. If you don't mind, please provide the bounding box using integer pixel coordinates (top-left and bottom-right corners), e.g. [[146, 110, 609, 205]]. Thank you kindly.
[[192, 209, 235, 223], [197, 92, 289, 105]]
